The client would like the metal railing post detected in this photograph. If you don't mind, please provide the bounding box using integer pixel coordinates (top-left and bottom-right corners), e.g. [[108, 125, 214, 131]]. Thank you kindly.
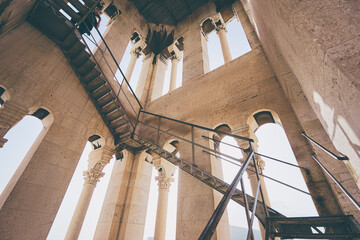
[[198, 150, 254, 240]]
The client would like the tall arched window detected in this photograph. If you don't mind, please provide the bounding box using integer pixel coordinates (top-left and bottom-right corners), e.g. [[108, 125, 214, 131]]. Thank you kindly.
[[143, 141, 179, 240], [163, 37, 184, 95], [255, 123, 318, 217], [210, 124, 262, 239], [117, 32, 145, 91], [201, 9, 251, 71], [48, 136, 115, 239], [0, 115, 43, 193]]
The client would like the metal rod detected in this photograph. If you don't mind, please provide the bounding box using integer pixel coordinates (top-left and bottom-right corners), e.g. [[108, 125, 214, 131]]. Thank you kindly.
[[198, 151, 254, 240], [302, 132, 348, 160], [191, 126, 195, 165], [203, 135, 308, 171], [247, 180, 261, 240], [94, 27, 143, 109], [203, 150, 312, 196], [140, 110, 253, 142], [157, 116, 161, 145], [241, 179, 255, 240], [312, 154, 360, 211]]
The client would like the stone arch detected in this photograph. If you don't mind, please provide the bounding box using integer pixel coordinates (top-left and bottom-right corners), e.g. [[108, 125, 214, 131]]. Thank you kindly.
[[247, 109, 282, 136], [200, 17, 216, 37], [88, 134, 106, 150], [0, 85, 11, 107], [162, 138, 179, 155], [28, 106, 54, 128]]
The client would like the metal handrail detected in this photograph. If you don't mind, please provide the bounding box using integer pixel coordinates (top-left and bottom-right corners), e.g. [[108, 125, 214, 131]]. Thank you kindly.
[[59, 0, 143, 115], [311, 154, 360, 211], [139, 110, 254, 142], [302, 132, 349, 160]]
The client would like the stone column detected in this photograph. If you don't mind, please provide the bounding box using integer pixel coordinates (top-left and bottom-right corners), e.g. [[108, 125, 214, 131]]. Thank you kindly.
[[65, 146, 114, 240], [124, 48, 141, 83], [153, 157, 175, 240], [169, 54, 181, 92], [216, 25, 232, 63]]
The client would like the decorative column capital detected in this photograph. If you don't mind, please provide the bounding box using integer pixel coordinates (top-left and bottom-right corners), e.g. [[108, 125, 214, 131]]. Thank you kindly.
[[130, 48, 142, 58], [155, 175, 174, 190], [215, 24, 227, 33], [83, 169, 105, 185]]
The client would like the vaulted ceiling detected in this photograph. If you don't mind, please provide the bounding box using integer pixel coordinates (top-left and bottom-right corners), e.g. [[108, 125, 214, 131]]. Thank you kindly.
[[129, 0, 235, 26]]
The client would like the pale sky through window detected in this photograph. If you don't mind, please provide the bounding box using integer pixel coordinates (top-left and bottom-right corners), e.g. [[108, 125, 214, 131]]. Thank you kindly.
[[0, 14, 318, 240]]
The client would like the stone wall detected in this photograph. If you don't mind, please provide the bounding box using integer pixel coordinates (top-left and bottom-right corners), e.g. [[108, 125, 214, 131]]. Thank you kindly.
[[0, 22, 113, 239]]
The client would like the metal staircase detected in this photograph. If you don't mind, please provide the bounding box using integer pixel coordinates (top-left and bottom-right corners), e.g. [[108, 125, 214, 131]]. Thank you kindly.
[[28, 0, 143, 151], [27, 0, 360, 239]]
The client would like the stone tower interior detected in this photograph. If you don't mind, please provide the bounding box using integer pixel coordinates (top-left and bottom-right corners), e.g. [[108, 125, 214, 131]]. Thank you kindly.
[[0, 0, 360, 239]]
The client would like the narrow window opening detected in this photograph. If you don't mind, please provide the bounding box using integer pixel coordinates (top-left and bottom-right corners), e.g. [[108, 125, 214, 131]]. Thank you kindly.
[[0, 116, 43, 194], [219, 136, 262, 239], [255, 123, 318, 217], [117, 40, 144, 91], [143, 151, 179, 240], [202, 11, 251, 71]]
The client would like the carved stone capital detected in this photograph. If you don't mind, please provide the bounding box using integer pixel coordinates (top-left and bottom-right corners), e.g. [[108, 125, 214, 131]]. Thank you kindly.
[[130, 48, 142, 58], [83, 169, 105, 185], [215, 25, 227, 33], [155, 175, 174, 190]]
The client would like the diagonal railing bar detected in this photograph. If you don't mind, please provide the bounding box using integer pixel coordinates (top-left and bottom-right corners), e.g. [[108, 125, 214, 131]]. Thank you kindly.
[[139, 110, 253, 142], [203, 135, 309, 171], [79, 21, 139, 117], [247, 180, 261, 240], [241, 178, 255, 240], [203, 150, 313, 196], [302, 132, 348, 160], [198, 150, 254, 240], [76, 29, 135, 131], [312, 154, 360, 211]]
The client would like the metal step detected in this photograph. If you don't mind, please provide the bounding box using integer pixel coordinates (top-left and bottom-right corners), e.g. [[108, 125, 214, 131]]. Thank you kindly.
[[68, 0, 88, 15], [53, 0, 81, 22], [268, 216, 360, 239], [65, 41, 86, 60], [77, 60, 95, 76]]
